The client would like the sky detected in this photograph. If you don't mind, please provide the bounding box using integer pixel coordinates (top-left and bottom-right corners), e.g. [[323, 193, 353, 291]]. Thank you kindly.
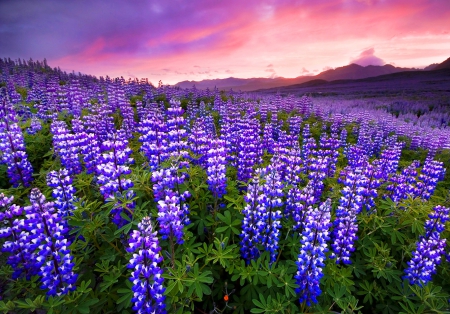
[[1, 0, 449, 85]]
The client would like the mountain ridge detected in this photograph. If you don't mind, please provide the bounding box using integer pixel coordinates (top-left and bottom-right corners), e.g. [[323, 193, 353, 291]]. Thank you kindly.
[[175, 57, 450, 92]]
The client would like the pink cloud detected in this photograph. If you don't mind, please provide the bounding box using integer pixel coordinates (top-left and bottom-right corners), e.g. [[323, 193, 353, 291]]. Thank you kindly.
[[351, 48, 385, 66], [36, 0, 450, 84]]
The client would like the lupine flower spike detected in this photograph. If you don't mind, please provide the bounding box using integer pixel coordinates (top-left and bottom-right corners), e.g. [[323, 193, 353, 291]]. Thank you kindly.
[[23, 188, 77, 296], [127, 216, 166, 314], [295, 199, 332, 306], [404, 205, 449, 286]]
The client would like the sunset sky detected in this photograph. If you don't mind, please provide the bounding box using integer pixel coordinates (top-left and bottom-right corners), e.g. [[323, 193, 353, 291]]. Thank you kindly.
[[1, 0, 449, 85]]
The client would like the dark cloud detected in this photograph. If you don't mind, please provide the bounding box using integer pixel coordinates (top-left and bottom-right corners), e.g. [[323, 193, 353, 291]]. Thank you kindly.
[[266, 64, 273, 67]]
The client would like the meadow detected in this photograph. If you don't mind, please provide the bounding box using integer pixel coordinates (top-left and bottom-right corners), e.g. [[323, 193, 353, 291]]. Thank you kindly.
[[1, 58, 450, 314]]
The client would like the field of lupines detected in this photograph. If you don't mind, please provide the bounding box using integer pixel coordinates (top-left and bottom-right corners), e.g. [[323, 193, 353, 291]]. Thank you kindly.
[[1, 58, 450, 314]]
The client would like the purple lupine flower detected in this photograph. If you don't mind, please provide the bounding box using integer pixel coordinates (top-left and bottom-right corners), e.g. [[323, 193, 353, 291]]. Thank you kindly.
[[346, 145, 369, 169], [139, 113, 169, 170], [301, 134, 316, 161], [115, 86, 136, 138], [27, 116, 42, 135], [166, 99, 189, 161], [319, 133, 340, 177], [51, 120, 82, 175], [360, 163, 383, 214], [219, 102, 240, 165], [237, 113, 262, 183], [288, 115, 302, 137], [262, 122, 275, 155], [404, 205, 449, 286], [47, 169, 77, 216], [271, 131, 301, 182], [96, 130, 135, 227], [339, 128, 347, 149], [189, 118, 210, 166], [286, 182, 316, 232], [0, 99, 34, 187], [259, 165, 284, 263], [284, 146, 304, 186], [377, 143, 403, 180], [306, 155, 328, 201], [387, 161, 420, 202], [239, 165, 283, 264], [82, 132, 102, 175], [84, 101, 116, 142], [0, 193, 37, 279], [295, 199, 332, 306], [206, 138, 227, 201], [416, 158, 446, 200], [71, 118, 89, 162], [24, 188, 77, 296], [330, 168, 366, 264], [152, 166, 190, 244], [240, 174, 264, 263], [127, 216, 166, 314]]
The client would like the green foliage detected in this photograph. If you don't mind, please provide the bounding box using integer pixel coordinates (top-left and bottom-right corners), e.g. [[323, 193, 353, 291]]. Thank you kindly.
[[15, 86, 28, 100]]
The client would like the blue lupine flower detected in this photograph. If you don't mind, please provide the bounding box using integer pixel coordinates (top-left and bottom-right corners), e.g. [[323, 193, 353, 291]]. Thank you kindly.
[[46, 169, 77, 216], [27, 116, 42, 135], [306, 155, 328, 201], [189, 118, 210, 166], [0, 99, 34, 187], [360, 163, 383, 214], [416, 158, 446, 200], [295, 199, 332, 306], [330, 168, 366, 264], [404, 205, 449, 286], [319, 133, 340, 177], [237, 113, 262, 183], [0, 193, 37, 279], [127, 216, 166, 314], [259, 165, 284, 263], [152, 166, 190, 244], [51, 121, 82, 175], [387, 160, 420, 203], [82, 133, 101, 175], [206, 138, 227, 200], [139, 112, 169, 170], [96, 130, 135, 227], [24, 188, 77, 296], [239, 164, 283, 264], [262, 123, 275, 154], [286, 182, 316, 231], [377, 143, 403, 180], [166, 99, 189, 161], [240, 174, 264, 263]]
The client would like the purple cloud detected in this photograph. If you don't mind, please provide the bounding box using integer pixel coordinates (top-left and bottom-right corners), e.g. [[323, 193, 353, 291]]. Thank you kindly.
[[351, 48, 385, 66]]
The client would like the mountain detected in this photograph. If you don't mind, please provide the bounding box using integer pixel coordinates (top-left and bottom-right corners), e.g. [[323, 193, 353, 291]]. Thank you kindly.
[[424, 63, 439, 71], [433, 57, 450, 70], [254, 67, 450, 98], [315, 63, 415, 81], [175, 76, 313, 91], [175, 63, 416, 91], [175, 57, 450, 92]]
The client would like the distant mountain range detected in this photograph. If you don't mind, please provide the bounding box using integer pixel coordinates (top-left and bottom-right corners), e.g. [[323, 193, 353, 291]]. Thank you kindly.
[[175, 57, 450, 92], [255, 67, 450, 99]]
